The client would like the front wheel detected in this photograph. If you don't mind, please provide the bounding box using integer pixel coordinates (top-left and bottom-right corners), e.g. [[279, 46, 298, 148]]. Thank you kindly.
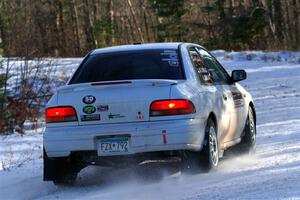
[[240, 107, 256, 154]]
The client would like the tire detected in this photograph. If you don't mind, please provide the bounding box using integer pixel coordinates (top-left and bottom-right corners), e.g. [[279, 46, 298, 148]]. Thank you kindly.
[[43, 148, 78, 186], [239, 107, 256, 154], [181, 118, 219, 172], [199, 118, 219, 171]]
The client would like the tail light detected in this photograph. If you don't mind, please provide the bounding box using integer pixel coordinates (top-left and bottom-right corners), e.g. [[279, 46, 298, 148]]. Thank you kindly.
[[150, 99, 195, 116], [46, 106, 78, 123]]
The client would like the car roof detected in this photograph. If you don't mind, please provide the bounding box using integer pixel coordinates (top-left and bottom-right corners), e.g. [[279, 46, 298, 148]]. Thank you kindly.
[[90, 43, 183, 55]]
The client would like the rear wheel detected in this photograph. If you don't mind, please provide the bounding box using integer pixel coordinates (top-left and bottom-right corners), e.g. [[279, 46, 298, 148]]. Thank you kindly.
[[199, 118, 219, 171], [181, 118, 219, 172], [43, 149, 79, 186]]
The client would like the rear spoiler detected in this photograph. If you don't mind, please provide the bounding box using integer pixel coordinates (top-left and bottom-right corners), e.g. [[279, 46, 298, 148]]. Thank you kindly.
[[58, 79, 180, 93]]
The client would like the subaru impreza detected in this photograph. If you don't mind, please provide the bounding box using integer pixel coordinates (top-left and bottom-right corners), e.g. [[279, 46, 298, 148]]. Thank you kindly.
[[44, 43, 256, 185]]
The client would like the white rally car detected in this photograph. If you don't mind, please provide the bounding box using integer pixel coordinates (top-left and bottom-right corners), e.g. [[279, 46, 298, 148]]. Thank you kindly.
[[44, 43, 256, 185]]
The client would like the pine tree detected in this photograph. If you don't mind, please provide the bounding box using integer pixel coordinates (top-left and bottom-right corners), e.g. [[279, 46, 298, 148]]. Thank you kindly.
[[0, 60, 10, 132], [148, 0, 186, 42]]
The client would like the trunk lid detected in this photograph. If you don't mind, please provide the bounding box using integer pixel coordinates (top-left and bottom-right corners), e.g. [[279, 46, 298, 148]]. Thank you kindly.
[[57, 80, 177, 125]]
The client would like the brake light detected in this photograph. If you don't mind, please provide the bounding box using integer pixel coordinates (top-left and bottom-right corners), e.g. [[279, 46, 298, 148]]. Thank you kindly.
[[150, 99, 195, 116], [46, 106, 78, 123], [91, 81, 132, 86]]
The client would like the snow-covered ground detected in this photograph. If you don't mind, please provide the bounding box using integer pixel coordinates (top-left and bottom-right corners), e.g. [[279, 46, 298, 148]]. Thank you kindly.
[[1, 51, 300, 199]]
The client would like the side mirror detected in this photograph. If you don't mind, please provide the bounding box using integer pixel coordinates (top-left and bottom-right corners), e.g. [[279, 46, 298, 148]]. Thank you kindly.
[[231, 70, 247, 82]]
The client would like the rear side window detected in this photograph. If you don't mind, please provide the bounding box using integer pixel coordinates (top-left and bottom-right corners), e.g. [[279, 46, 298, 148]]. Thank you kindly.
[[69, 49, 184, 84], [196, 48, 231, 85], [188, 47, 213, 85]]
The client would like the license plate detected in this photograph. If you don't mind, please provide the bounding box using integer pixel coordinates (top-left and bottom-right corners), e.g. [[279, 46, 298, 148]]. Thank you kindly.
[[98, 137, 130, 156]]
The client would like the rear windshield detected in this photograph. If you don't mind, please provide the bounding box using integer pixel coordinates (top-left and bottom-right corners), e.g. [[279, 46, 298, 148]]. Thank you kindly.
[[69, 49, 184, 84]]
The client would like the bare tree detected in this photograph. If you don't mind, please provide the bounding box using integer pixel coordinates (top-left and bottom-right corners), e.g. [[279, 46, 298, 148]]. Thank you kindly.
[[70, 0, 81, 55], [292, 0, 299, 50], [82, 0, 96, 50]]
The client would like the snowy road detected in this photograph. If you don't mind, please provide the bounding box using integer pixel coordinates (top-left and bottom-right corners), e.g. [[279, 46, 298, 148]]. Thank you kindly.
[[1, 54, 300, 200]]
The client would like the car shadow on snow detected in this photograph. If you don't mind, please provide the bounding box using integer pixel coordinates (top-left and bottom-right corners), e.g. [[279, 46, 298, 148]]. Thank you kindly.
[[74, 160, 181, 187], [72, 152, 251, 188]]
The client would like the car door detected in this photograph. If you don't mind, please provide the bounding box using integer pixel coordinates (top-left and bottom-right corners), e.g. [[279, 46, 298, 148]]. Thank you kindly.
[[187, 46, 234, 145], [199, 49, 247, 141], [195, 47, 241, 145]]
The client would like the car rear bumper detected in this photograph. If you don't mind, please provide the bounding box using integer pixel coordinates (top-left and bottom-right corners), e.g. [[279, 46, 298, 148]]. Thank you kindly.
[[44, 118, 206, 158]]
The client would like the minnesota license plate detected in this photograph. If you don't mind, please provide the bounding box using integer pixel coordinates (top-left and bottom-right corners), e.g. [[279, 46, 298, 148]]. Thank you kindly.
[[98, 137, 130, 156]]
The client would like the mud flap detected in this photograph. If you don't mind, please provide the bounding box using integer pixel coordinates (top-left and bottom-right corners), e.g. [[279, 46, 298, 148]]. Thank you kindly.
[[43, 148, 75, 181]]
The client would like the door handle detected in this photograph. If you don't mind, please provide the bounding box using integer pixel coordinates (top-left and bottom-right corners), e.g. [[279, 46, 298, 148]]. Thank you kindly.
[[223, 94, 228, 101]]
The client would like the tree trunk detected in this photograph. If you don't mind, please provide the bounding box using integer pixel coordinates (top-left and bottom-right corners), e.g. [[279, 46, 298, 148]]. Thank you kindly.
[[56, 0, 67, 56], [33, 1, 49, 56], [140, 0, 151, 42], [283, 1, 292, 49], [110, 0, 115, 45], [273, 0, 284, 45], [82, 0, 96, 51], [126, 0, 144, 43], [70, 0, 81, 55], [292, 0, 299, 49], [92, 0, 98, 46]]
